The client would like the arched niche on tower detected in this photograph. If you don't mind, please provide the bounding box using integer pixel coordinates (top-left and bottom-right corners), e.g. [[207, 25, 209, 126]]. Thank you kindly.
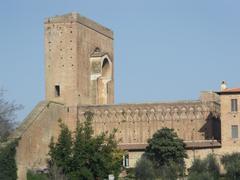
[[90, 52, 112, 105]]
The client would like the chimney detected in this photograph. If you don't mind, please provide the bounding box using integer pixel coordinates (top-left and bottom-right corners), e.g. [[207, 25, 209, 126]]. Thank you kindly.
[[221, 81, 227, 91]]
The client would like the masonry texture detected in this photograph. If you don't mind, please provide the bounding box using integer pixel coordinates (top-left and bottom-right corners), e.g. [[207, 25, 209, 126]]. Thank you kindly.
[[10, 13, 240, 179], [45, 13, 114, 106]]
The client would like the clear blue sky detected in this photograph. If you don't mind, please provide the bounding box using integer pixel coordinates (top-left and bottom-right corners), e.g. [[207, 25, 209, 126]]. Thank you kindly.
[[1, 0, 240, 122]]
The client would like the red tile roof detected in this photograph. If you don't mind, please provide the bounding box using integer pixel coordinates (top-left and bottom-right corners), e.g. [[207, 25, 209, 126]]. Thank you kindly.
[[216, 88, 240, 95], [222, 88, 240, 92]]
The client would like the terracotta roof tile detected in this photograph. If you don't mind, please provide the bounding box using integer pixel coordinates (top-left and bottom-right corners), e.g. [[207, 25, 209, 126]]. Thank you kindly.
[[222, 88, 240, 93], [216, 88, 240, 94]]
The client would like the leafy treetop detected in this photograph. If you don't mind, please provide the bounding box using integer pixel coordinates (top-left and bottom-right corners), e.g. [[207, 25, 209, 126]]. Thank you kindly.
[[144, 128, 187, 167]]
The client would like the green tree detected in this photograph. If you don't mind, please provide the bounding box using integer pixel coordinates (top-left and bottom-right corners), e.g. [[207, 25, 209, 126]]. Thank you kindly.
[[188, 154, 220, 180], [144, 128, 187, 168], [48, 119, 72, 174], [143, 128, 187, 179], [135, 156, 156, 180], [0, 140, 18, 180], [221, 153, 240, 180], [48, 112, 123, 179]]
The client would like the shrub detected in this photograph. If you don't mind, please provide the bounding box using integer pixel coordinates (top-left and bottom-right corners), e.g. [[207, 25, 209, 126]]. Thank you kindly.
[[188, 154, 220, 180], [221, 153, 240, 180], [27, 170, 48, 180], [135, 157, 155, 180], [188, 171, 212, 180], [0, 140, 18, 180], [125, 168, 135, 179], [156, 161, 184, 180]]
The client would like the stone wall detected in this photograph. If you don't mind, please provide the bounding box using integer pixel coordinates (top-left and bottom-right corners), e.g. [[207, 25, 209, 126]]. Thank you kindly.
[[78, 100, 220, 145], [13, 99, 220, 179], [13, 102, 66, 180]]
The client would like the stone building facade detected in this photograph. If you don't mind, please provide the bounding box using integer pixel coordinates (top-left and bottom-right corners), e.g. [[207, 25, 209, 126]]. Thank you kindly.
[[9, 13, 240, 179]]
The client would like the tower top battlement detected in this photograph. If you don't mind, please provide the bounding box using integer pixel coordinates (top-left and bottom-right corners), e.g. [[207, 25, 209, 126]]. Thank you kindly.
[[44, 12, 113, 39]]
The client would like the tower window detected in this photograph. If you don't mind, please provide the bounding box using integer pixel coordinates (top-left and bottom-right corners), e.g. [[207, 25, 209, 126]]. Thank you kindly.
[[107, 83, 109, 94], [231, 99, 238, 112], [55, 85, 60, 97], [123, 154, 129, 168], [232, 125, 238, 139]]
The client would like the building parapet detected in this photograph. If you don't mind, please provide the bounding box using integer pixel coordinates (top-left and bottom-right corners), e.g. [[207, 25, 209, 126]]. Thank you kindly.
[[44, 12, 113, 39], [78, 100, 220, 123]]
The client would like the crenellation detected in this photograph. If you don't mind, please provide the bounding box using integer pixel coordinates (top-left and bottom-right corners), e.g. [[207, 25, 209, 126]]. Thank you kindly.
[[77, 101, 220, 143], [45, 13, 113, 39], [78, 102, 219, 120]]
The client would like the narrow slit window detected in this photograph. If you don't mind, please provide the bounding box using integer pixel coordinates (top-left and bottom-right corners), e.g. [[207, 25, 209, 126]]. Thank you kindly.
[[231, 99, 238, 112], [55, 85, 60, 97], [232, 125, 238, 139], [107, 83, 109, 94], [123, 154, 129, 168]]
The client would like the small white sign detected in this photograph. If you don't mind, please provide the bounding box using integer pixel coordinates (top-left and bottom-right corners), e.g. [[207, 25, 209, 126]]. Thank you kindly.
[[108, 174, 114, 180]]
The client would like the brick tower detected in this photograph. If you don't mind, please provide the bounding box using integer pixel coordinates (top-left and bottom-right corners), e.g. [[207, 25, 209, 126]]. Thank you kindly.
[[44, 13, 114, 106]]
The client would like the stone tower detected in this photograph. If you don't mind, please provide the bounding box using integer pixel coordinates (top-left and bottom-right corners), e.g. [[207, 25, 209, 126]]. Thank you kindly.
[[44, 13, 114, 106], [217, 87, 240, 152]]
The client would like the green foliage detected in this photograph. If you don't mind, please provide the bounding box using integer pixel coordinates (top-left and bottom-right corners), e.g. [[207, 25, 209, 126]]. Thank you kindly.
[[144, 128, 187, 168], [188, 171, 212, 180], [48, 119, 72, 174], [188, 154, 220, 180], [27, 170, 48, 180], [48, 112, 123, 179], [144, 127, 187, 179], [0, 140, 18, 180], [47, 162, 67, 180], [125, 168, 135, 179], [135, 157, 155, 180], [221, 153, 240, 180], [207, 154, 220, 180], [156, 161, 184, 180]]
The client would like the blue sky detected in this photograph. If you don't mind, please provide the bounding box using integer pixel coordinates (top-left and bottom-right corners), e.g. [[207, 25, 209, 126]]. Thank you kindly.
[[1, 0, 240, 122]]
